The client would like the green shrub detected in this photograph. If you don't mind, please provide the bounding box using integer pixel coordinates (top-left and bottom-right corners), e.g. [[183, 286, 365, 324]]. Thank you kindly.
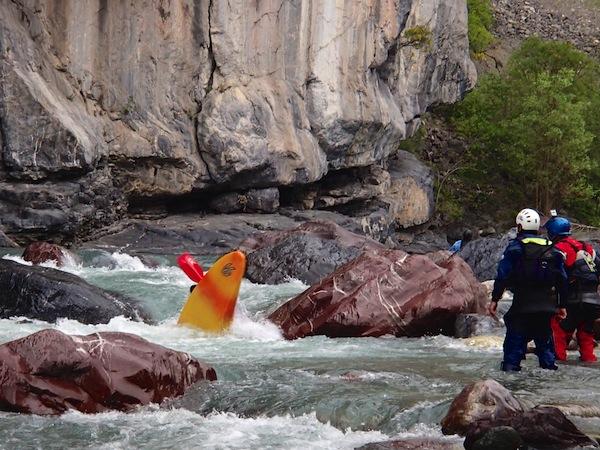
[[452, 37, 600, 224], [467, 0, 494, 54], [403, 26, 432, 49]]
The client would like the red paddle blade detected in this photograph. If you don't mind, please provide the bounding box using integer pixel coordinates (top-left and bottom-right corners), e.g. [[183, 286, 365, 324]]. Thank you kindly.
[[177, 252, 205, 282]]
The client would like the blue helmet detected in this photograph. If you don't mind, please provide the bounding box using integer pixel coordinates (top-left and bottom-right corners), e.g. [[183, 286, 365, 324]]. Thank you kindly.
[[545, 217, 571, 239]]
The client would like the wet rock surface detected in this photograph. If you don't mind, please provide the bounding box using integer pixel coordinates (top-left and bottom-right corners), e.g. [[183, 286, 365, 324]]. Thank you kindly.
[[0, 329, 216, 415], [0, 259, 152, 324], [441, 379, 525, 436], [464, 406, 597, 449], [442, 379, 597, 449], [357, 438, 461, 450], [241, 221, 385, 285], [464, 426, 523, 450], [268, 248, 488, 339]]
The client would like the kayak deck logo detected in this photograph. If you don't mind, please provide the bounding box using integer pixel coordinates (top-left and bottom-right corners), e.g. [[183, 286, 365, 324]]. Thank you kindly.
[[221, 263, 235, 277]]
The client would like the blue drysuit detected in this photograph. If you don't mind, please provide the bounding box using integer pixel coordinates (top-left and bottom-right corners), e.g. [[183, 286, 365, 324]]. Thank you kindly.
[[491, 232, 568, 371]]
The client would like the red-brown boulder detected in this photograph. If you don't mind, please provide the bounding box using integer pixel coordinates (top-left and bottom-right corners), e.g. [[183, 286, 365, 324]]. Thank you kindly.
[[442, 380, 596, 449], [0, 329, 216, 415], [22, 241, 72, 266], [268, 248, 488, 339]]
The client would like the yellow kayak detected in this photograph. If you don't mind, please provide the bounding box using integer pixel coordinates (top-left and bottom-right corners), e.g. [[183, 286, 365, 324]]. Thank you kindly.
[[177, 251, 246, 333]]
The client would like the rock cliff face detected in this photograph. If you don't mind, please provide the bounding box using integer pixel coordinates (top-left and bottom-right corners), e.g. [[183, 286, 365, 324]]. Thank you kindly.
[[0, 0, 475, 241]]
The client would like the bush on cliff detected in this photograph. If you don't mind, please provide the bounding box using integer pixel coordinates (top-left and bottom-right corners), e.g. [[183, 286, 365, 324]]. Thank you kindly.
[[467, 0, 494, 54], [453, 37, 600, 224]]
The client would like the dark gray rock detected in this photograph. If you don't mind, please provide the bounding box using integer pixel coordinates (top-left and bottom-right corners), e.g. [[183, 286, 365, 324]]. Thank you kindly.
[[397, 230, 450, 254], [210, 188, 280, 213], [241, 221, 385, 285], [455, 313, 503, 338], [466, 426, 523, 450], [464, 406, 596, 450], [280, 154, 434, 243], [0, 169, 125, 243], [0, 259, 152, 324], [84, 213, 301, 256], [246, 234, 362, 285], [84, 212, 377, 257], [0, 229, 18, 248], [459, 234, 512, 281]]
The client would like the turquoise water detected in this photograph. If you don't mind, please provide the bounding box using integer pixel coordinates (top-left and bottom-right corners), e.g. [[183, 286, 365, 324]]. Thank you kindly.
[[0, 251, 599, 449]]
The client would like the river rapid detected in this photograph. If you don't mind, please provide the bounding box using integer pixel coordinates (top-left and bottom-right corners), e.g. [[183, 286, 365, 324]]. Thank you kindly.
[[1, 250, 600, 450]]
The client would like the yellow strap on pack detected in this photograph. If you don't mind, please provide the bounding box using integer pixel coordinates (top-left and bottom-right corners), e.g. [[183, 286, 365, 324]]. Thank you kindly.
[[521, 237, 552, 245]]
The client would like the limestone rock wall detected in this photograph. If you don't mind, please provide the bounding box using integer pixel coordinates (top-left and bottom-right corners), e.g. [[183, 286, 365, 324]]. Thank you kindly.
[[0, 0, 475, 241]]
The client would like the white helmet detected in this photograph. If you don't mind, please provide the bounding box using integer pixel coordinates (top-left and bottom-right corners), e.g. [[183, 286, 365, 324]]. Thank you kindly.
[[516, 208, 540, 231]]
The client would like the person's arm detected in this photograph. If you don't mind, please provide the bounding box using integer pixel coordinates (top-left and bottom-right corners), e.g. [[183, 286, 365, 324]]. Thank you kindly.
[[489, 242, 519, 315], [554, 250, 569, 319]]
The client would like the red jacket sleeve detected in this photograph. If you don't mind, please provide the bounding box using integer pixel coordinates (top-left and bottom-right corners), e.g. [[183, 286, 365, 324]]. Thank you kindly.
[[554, 240, 577, 268]]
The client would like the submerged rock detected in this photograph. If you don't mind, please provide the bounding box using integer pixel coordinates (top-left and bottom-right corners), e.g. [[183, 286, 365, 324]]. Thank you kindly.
[[22, 241, 75, 266], [0, 259, 152, 324], [0, 329, 216, 415], [454, 314, 503, 338], [241, 220, 385, 285], [442, 379, 597, 449], [268, 249, 488, 339]]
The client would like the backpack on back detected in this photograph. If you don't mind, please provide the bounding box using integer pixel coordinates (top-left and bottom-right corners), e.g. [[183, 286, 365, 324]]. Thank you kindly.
[[512, 237, 557, 286], [565, 240, 599, 286]]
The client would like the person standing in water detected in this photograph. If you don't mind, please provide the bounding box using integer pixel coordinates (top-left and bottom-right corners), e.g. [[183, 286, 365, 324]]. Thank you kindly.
[[488, 208, 568, 371], [546, 216, 600, 362]]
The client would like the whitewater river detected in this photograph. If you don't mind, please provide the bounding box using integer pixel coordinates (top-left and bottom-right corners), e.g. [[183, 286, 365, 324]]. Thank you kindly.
[[1, 250, 600, 449]]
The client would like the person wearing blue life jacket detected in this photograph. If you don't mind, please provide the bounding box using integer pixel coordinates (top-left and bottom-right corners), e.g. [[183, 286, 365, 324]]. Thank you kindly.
[[488, 208, 568, 371], [449, 229, 473, 252]]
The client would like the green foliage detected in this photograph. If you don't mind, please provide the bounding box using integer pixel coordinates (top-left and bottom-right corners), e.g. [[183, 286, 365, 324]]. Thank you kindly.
[[122, 96, 136, 115], [586, 0, 600, 8], [453, 37, 600, 224], [399, 124, 426, 155], [403, 26, 432, 49], [467, 0, 494, 54]]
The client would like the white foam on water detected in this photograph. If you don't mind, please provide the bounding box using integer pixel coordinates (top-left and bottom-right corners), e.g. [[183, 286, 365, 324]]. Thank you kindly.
[[420, 335, 503, 353], [2, 254, 32, 265], [58, 408, 389, 450], [388, 422, 462, 443]]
